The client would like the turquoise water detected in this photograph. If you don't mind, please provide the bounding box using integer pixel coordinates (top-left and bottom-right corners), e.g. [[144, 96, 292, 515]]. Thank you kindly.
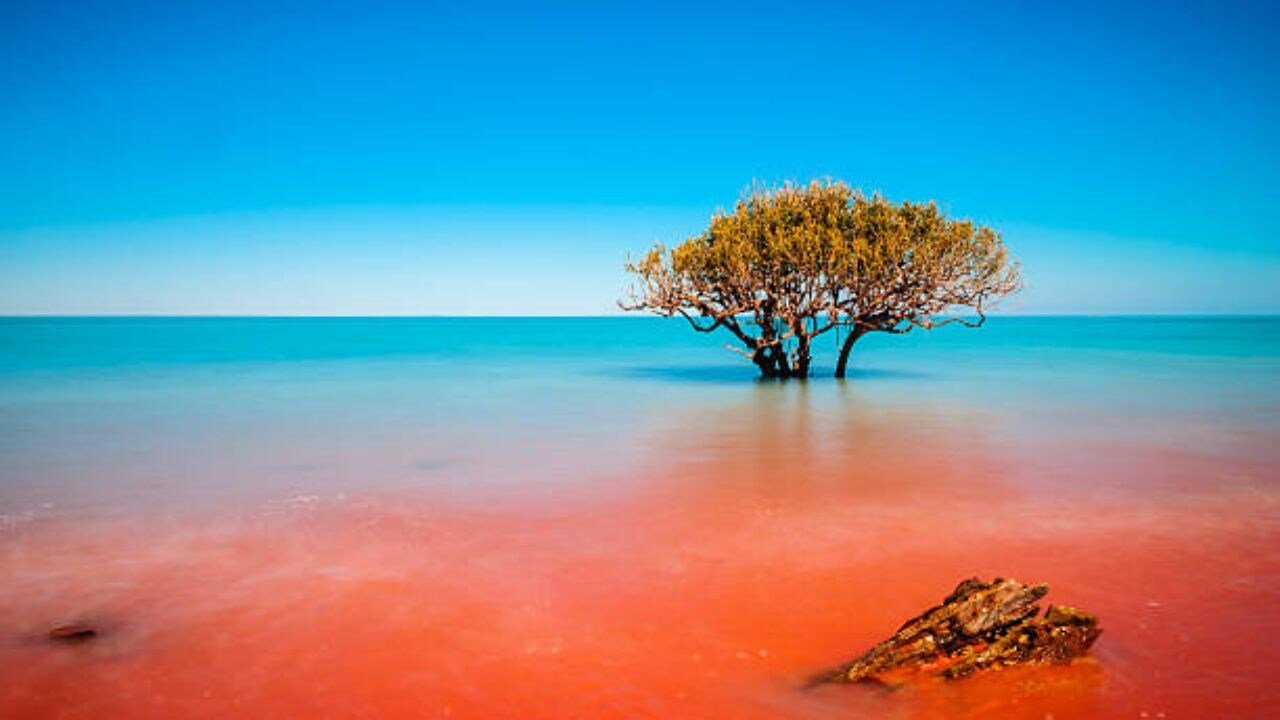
[[2, 316, 1277, 513]]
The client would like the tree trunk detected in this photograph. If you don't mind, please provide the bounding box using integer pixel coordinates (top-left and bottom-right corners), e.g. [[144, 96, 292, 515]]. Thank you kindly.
[[834, 327, 865, 378], [751, 343, 807, 379], [770, 346, 792, 377], [751, 345, 778, 378], [757, 312, 786, 378], [793, 335, 811, 378]]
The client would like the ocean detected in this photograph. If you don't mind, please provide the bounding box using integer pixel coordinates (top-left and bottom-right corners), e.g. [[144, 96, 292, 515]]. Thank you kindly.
[[2, 316, 1277, 718]]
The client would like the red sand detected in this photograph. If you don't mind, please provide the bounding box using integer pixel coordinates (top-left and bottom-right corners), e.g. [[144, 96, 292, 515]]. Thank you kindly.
[[2, 409, 1277, 718]]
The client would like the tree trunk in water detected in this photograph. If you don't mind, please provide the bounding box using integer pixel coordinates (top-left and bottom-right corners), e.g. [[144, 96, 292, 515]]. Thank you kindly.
[[756, 316, 788, 379], [771, 346, 792, 377], [751, 344, 808, 379], [751, 346, 778, 378], [834, 327, 865, 378], [793, 336, 811, 378]]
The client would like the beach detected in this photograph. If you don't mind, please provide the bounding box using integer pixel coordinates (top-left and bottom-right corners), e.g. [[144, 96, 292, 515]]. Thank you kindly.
[[2, 316, 1277, 718]]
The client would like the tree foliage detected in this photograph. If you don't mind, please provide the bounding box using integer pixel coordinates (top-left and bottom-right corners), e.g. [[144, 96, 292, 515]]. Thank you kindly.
[[621, 180, 1021, 378]]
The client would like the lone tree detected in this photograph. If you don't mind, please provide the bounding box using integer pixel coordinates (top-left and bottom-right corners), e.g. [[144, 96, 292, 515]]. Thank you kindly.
[[621, 181, 1020, 378]]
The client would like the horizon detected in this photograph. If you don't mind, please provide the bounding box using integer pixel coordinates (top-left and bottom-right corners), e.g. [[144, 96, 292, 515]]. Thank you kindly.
[[3, 0, 1278, 315], [4, 312, 1279, 319]]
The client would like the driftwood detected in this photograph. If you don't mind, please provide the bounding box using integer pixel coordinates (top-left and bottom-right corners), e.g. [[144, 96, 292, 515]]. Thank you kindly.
[[812, 577, 1100, 685]]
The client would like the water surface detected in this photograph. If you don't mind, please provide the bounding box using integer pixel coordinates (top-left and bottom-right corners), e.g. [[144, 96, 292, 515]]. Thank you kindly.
[[2, 317, 1277, 718]]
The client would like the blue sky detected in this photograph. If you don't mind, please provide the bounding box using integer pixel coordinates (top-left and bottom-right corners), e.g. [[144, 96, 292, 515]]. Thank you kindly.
[[1, 0, 1277, 314]]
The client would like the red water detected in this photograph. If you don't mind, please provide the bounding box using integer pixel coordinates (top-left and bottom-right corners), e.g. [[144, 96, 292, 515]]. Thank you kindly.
[[2, 404, 1278, 718]]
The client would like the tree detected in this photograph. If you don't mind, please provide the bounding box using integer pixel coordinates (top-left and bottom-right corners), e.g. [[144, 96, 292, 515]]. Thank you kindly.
[[621, 180, 1020, 378]]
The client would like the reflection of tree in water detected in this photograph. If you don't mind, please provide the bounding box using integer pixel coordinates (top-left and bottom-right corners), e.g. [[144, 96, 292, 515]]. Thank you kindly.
[[630, 381, 1013, 517]]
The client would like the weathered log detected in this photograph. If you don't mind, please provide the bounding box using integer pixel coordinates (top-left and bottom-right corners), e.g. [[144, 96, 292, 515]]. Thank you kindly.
[[812, 577, 1100, 685]]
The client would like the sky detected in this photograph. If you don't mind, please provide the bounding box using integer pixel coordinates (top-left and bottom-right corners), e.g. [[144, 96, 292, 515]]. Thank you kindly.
[[1, 0, 1277, 315]]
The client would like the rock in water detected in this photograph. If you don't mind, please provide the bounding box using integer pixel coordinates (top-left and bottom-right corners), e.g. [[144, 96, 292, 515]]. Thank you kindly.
[[943, 603, 1101, 678], [812, 577, 1100, 685], [47, 623, 98, 643]]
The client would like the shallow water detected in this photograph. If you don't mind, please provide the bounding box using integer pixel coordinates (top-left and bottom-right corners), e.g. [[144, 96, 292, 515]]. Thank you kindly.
[[2, 317, 1278, 718]]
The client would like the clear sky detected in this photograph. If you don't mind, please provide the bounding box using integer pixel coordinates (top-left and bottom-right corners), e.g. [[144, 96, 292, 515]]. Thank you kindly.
[[1, 0, 1277, 314]]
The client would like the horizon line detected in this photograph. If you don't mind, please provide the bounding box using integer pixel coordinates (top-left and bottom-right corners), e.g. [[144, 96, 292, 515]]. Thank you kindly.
[[2, 313, 1278, 320]]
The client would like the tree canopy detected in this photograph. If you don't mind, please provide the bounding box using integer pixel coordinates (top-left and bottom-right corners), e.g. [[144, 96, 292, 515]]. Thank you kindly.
[[621, 180, 1021, 378]]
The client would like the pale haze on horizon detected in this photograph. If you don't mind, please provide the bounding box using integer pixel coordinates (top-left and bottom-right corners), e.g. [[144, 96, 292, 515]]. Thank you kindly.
[[2, 0, 1277, 316]]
